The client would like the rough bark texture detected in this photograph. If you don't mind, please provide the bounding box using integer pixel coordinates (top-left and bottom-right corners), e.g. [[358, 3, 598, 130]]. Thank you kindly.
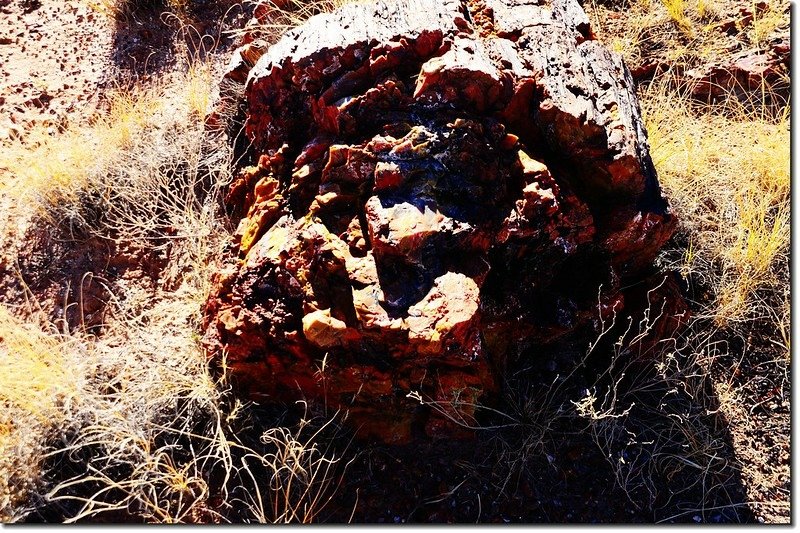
[[204, 0, 677, 443]]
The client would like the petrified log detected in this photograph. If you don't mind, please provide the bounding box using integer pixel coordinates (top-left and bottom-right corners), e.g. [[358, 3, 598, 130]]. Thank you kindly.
[[204, 0, 677, 443]]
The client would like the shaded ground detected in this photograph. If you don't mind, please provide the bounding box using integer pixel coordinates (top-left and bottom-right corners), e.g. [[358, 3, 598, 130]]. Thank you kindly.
[[583, 0, 790, 523]]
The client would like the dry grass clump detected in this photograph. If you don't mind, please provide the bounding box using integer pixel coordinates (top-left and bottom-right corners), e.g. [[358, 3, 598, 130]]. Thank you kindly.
[[35, 289, 346, 524], [36, 292, 225, 523], [659, 0, 694, 35], [0, 90, 158, 209], [588, 0, 789, 72], [229, 0, 359, 45], [0, 307, 88, 522], [0, 61, 220, 250], [1, 287, 346, 523], [567, 291, 752, 521], [588, 0, 722, 65], [0, 56, 346, 522], [745, 0, 790, 49], [641, 81, 789, 333], [638, 77, 789, 521]]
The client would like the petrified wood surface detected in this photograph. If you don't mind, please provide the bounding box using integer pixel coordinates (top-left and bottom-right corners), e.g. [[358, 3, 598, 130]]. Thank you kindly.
[[204, 0, 676, 443]]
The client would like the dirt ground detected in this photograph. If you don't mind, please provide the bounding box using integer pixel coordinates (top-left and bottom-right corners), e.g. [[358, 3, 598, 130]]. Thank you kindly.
[[0, 0, 113, 142]]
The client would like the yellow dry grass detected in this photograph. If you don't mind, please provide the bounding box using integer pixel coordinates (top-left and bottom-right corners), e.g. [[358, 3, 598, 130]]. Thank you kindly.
[[660, 0, 693, 35], [642, 81, 789, 334], [0, 61, 217, 244], [0, 306, 86, 522], [0, 51, 347, 522], [186, 62, 214, 118], [747, 0, 789, 50], [0, 87, 160, 211], [0, 307, 81, 426], [589, 0, 789, 75]]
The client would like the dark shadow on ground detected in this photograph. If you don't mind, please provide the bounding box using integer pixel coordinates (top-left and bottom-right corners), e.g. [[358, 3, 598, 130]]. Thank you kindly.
[[315, 270, 754, 524], [17, 253, 754, 523], [105, 0, 251, 82]]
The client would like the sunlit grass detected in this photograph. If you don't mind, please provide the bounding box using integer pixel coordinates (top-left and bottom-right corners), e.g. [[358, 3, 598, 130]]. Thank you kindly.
[[642, 80, 789, 331], [0, 305, 86, 522]]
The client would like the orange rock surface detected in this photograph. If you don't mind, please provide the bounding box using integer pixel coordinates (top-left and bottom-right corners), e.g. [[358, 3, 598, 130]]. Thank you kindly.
[[203, 0, 677, 442]]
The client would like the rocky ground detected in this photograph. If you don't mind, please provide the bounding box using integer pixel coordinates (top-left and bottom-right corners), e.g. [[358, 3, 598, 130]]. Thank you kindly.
[[0, 0, 790, 524], [589, 0, 790, 102], [0, 0, 113, 142], [0, 0, 244, 326]]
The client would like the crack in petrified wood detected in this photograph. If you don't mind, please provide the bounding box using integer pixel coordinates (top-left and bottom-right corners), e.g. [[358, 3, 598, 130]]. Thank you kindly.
[[204, 0, 677, 443]]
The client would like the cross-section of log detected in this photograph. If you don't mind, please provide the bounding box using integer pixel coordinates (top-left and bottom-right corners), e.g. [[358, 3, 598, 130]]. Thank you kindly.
[[203, 0, 677, 443]]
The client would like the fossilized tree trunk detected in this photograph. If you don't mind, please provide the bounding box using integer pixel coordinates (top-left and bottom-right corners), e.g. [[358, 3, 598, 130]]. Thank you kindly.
[[204, 0, 677, 443]]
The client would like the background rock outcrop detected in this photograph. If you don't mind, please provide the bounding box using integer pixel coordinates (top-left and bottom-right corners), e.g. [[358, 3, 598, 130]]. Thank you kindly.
[[204, 0, 676, 443]]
